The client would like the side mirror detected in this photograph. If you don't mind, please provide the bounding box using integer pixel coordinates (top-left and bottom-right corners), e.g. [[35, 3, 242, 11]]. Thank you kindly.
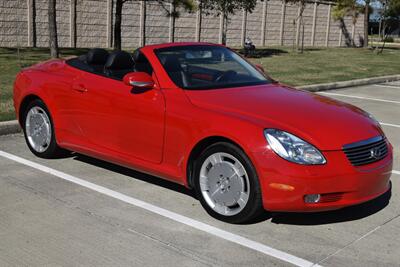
[[123, 72, 154, 89]]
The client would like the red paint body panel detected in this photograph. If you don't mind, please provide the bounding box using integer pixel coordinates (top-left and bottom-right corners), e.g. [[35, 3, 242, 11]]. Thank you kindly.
[[13, 42, 393, 212]]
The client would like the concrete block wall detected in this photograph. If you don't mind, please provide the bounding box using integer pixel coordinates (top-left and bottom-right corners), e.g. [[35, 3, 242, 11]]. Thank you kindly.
[[200, 11, 220, 43], [314, 3, 329, 46], [174, 8, 197, 42], [226, 12, 242, 45], [265, 1, 283, 46], [145, 2, 169, 45], [0, 0, 28, 47], [0, 0, 365, 48], [120, 1, 141, 48], [76, 0, 108, 48], [282, 3, 298, 46], [246, 2, 263, 45]]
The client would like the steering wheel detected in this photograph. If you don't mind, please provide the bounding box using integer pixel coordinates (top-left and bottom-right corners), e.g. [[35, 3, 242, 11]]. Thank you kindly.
[[215, 70, 237, 83]]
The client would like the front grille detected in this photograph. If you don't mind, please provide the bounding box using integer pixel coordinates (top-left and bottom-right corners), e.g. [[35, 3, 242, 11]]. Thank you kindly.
[[343, 136, 388, 166]]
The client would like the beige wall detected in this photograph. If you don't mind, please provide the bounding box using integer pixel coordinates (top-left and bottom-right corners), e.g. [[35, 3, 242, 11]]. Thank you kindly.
[[0, 0, 365, 48]]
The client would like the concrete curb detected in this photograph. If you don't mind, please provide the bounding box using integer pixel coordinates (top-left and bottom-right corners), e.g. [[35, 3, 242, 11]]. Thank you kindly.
[[298, 74, 400, 92], [1, 74, 400, 136], [0, 120, 21, 136]]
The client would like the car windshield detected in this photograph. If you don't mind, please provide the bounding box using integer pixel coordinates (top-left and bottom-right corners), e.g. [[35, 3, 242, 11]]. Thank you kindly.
[[154, 45, 270, 90]]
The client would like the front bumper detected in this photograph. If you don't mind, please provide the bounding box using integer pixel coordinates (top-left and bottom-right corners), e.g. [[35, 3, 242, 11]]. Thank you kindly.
[[252, 143, 393, 212]]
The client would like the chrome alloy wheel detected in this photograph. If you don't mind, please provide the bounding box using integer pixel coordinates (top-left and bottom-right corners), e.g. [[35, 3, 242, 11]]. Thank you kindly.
[[199, 152, 250, 216], [25, 106, 52, 153]]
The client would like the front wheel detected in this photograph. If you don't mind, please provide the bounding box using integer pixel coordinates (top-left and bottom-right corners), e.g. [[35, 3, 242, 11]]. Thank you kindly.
[[23, 99, 66, 158], [194, 142, 263, 223]]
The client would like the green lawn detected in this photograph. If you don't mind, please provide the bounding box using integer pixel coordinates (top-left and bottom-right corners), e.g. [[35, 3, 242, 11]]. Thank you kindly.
[[250, 47, 400, 87], [1, 46, 400, 121]]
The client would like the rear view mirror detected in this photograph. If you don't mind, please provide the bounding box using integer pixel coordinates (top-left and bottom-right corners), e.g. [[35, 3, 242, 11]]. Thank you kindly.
[[123, 72, 154, 90]]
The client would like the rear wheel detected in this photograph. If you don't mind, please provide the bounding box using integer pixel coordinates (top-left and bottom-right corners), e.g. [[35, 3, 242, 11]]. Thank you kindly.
[[194, 142, 263, 223], [22, 99, 66, 158]]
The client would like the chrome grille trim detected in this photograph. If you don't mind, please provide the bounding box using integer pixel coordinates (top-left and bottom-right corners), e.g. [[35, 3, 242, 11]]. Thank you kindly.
[[343, 136, 388, 166]]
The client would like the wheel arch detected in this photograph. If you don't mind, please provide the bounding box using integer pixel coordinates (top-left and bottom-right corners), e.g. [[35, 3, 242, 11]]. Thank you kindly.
[[18, 94, 43, 124], [186, 136, 245, 189]]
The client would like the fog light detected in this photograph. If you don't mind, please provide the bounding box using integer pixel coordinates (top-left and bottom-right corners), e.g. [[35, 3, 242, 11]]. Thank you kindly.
[[304, 194, 321, 203]]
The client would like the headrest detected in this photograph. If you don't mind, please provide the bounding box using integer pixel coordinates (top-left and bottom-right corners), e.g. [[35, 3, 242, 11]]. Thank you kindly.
[[133, 49, 147, 63], [86, 48, 109, 65], [104, 51, 134, 70], [161, 55, 182, 72]]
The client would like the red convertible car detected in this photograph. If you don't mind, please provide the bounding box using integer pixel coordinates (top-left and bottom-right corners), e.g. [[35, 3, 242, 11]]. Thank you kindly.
[[14, 42, 392, 223]]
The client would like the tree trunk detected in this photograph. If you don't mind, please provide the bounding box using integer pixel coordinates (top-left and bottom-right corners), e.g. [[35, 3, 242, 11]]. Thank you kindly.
[[114, 0, 123, 50], [48, 0, 59, 58], [32, 0, 37, 47], [169, 3, 176, 42], [363, 0, 369, 47], [339, 18, 352, 47]]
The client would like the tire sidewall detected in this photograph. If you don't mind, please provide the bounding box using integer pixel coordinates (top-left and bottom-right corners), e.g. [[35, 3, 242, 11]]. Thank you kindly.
[[193, 142, 263, 223], [22, 99, 59, 158]]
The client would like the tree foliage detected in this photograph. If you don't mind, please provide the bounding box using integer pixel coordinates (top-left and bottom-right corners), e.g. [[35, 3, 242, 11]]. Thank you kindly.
[[114, 0, 196, 50], [374, 0, 399, 52], [333, 0, 364, 46], [199, 0, 258, 15], [383, 0, 400, 18], [285, 0, 307, 52]]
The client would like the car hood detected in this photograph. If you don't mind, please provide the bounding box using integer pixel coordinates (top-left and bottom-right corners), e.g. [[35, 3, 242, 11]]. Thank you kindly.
[[184, 83, 383, 151]]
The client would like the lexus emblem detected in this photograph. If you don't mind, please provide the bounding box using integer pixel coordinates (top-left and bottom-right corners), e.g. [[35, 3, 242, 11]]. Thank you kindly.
[[370, 148, 382, 159]]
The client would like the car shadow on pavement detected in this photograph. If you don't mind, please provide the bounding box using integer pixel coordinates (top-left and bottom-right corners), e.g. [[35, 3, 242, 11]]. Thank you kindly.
[[73, 153, 196, 198], [72, 153, 391, 225], [270, 187, 392, 225]]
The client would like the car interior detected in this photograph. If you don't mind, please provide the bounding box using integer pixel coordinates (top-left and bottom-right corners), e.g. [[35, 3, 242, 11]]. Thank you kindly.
[[155, 46, 269, 89], [67, 46, 268, 89], [67, 48, 153, 81]]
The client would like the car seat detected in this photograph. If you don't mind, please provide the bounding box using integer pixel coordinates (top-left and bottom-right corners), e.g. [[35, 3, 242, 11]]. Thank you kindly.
[[104, 51, 135, 80]]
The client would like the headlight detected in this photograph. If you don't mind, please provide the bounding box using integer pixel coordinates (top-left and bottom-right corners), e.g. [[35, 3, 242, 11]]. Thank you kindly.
[[264, 129, 326, 165]]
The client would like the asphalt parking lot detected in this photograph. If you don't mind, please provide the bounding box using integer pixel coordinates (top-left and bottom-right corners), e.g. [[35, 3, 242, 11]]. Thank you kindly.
[[0, 81, 399, 267]]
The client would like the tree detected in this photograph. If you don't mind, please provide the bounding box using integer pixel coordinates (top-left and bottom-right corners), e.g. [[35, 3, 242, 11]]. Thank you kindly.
[[385, 0, 400, 18], [364, 0, 370, 47], [333, 0, 364, 47], [375, 0, 400, 52], [113, 0, 195, 50], [114, 0, 124, 51], [199, 0, 259, 45], [286, 0, 307, 52], [48, 0, 59, 58], [159, 0, 196, 43]]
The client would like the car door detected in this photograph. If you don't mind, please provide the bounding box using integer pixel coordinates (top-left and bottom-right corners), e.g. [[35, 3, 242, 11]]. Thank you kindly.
[[70, 72, 166, 164]]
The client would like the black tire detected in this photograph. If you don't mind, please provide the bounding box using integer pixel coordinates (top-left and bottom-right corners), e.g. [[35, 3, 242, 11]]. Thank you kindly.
[[193, 142, 263, 224], [22, 99, 67, 159]]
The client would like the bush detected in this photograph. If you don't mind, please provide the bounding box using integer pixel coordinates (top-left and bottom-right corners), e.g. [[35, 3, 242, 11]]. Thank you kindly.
[[383, 37, 394, 43]]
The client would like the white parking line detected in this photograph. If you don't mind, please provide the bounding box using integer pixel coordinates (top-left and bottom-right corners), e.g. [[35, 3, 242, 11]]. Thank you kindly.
[[319, 92, 400, 104], [373, 84, 400, 89], [393, 170, 400, 175], [0, 150, 319, 267], [380, 122, 400, 129]]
